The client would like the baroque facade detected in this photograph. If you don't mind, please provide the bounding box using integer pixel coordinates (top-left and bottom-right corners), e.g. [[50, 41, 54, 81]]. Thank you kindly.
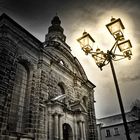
[[0, 13, 98, 140]]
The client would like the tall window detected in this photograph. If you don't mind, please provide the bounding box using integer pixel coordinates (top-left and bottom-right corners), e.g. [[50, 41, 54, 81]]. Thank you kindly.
[[58, 83, 65, 95], [9, 63, 28, 132], [106, 129, 111, 137], [114, 127, 119, 135], [57, 83, 66, 103], [82, 96, 88, 107]]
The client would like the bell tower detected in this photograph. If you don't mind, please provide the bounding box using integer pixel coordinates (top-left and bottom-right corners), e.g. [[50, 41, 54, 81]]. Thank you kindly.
[[45, 15, 66, 42]]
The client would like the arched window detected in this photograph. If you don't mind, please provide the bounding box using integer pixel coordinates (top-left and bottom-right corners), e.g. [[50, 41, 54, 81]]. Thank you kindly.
[[9, 62, 28, 132], [57, 83, 66, 103], [58, 83, 65, 95], [59, 60, 65, 66], [83, 96, 88, 107]]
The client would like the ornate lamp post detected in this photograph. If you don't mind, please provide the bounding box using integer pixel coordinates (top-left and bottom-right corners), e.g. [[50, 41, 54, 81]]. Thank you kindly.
[[77, 17, 132, 140]]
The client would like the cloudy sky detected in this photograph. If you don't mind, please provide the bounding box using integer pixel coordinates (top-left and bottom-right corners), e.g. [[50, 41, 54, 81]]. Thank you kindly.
[[0, 0, 140, 118]]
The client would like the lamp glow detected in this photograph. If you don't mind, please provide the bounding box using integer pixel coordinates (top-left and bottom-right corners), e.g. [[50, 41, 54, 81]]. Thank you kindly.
[[118, 40, 132, 59], [92, 48, 106, 68], [106, 18, 125, 41], [118, 40, 132, 52], [77, 31, 95, 54]]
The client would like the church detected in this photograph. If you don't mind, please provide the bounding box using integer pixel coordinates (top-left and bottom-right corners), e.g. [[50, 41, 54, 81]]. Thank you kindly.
[[0, 13, 98, 140]]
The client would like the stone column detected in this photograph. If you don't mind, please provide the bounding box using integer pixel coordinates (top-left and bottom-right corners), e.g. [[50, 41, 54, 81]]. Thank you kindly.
[[59, 114, 63, 140], [54, 113, 59, 140], [83, 121, 86, 140], [48, 113, 53, 140], [74, 116, 78, 140], [45, 112, 48, 140], [79, 121, 84, 140]]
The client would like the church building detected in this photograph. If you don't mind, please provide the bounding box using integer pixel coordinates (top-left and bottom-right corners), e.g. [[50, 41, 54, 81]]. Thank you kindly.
[[0, 13, 98, 140]]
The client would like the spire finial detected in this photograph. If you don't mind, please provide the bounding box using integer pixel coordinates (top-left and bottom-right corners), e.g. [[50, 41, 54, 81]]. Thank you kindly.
[[111, 16, 116, 22], [51, 15, 61, 25], [83, 29, 87, 35]]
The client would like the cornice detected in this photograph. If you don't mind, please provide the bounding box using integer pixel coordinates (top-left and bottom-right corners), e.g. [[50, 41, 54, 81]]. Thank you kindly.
[[0, 13, 42, 50]]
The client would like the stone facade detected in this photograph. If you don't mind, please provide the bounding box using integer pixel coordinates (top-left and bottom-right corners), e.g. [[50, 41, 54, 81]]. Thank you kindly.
[[0, 13, 98, 140]]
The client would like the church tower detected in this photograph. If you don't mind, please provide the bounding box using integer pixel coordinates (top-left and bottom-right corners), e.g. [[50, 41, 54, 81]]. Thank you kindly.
[[45, 15, 66, 42], [0, 13, 98, 140], [45, 15, 70, 52]]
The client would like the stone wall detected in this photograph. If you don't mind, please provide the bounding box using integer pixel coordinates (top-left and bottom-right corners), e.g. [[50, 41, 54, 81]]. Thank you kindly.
[[0, 37, 18, 138], [0, 13, 98, 140]]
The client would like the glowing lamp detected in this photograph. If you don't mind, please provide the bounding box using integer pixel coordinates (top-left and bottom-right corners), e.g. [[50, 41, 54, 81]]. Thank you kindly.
[[77, 31, 95, 54], [92, 48, 106, 69], [77, 17, 132, 140], [118, 40, 132, 59], [106, 18, 125, 41], [118, 40, 132, 52]]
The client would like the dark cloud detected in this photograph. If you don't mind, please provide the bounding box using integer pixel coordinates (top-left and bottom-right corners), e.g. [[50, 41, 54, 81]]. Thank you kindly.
[[1, 0, 140, 35], [2, 0, 140, 19]]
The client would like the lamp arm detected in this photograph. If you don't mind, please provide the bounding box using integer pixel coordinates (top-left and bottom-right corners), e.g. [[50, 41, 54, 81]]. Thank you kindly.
[[114, 54, 124, 57], [112, 52, 129, 61], [109, 40, 119, 53], [103, 59, 110, 66], [113, 57, 126, 61]]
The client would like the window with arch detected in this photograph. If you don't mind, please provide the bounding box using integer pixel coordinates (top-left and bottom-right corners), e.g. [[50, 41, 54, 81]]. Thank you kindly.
[[58, 83, 65, 95], [58, 59, 69, 68], [59, 60, 65, 66], [57, 83, 66, 103], [9, 62, 29, 132], [82, 96, 88, 107]]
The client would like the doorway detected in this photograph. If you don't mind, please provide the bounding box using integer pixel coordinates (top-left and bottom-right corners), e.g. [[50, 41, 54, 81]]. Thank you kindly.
[[63, 123, 73, 140]]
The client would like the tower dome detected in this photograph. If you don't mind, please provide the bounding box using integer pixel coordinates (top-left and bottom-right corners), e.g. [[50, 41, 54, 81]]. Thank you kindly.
[[51, 16, 61, 25], [45, 15, 66, 42]]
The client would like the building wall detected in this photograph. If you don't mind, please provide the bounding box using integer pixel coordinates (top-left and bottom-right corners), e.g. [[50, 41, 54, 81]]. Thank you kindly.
[[97, 111, 140, 140], [0, 13, 98, 140], [100, 124, 126, 140], [99, 124, 140, 140], [0, 26, 40, 139]]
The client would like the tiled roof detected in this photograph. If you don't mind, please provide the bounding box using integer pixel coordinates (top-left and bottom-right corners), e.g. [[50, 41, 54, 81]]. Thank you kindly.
[[97, 106, 139, 127]]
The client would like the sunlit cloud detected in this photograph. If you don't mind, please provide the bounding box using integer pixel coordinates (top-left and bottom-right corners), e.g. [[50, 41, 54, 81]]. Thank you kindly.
[[121, 74, 140, 82], [68, 6, 140, 118]]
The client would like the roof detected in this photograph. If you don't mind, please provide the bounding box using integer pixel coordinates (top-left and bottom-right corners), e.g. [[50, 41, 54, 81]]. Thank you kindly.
[[97, 106, 139, 127]]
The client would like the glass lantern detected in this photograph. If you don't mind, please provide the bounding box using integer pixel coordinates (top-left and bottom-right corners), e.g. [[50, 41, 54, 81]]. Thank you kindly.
[[106, 18, 125, 41], [77, 32, 95, 54], [92, 48, 106, 69], [118, 40, 132, 59]]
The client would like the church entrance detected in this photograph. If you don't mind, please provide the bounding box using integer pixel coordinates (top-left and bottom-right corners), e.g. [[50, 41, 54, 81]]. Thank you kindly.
[[63, 123, 73, 140]]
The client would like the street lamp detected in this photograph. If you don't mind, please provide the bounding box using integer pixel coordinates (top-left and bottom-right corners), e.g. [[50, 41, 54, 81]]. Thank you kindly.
[[106, 17, 125, 41], [77, 17, 132, 140]]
